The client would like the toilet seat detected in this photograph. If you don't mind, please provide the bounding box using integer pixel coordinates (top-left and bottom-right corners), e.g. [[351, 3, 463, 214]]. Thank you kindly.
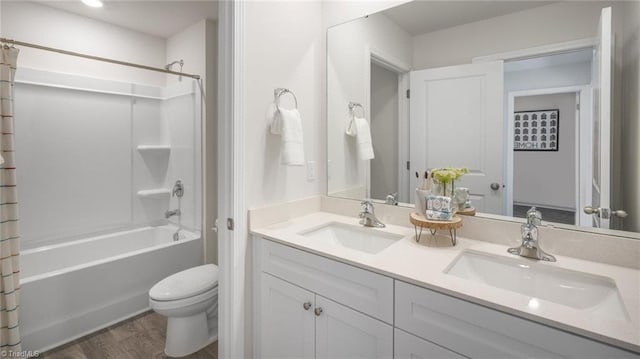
[[150, 286, 218, 312], [149, 264, 219, 301]]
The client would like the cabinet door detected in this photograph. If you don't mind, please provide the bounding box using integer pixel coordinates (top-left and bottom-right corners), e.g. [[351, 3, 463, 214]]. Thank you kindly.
[[260, 273, 315, 359], [315, 295, 392, 359], [395, 329, 465, 359]]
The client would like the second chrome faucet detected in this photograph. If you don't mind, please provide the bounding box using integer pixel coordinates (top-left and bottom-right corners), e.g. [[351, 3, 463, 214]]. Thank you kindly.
[[359, 200, 385, 228], [508, 207, 556, 262]]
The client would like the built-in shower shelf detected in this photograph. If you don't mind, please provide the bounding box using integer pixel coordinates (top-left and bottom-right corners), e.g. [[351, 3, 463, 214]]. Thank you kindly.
[[136, 145, 171, 153], [137, 189, 171, 199]]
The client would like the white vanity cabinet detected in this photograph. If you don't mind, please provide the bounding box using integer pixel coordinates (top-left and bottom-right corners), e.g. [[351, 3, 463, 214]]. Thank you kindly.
[[256, 238, 393, 359], [254, 237, 639, 359]]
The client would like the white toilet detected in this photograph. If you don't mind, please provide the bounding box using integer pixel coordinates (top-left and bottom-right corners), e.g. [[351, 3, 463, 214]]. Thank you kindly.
[[149, 264, 219, 357]]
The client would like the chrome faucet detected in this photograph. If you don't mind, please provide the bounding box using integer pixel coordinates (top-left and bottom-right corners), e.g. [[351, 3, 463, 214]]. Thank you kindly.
[[165, 180, 184, 219], [165, 209, 181, 219], [359, 200, 385, 228], [508, 207, 556, 262]]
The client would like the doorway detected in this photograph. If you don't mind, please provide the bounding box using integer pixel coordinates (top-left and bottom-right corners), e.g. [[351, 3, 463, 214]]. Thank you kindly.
[[507, 86, 592, 227], [512, 92, 578, 225], [370, 62, 400, 203]]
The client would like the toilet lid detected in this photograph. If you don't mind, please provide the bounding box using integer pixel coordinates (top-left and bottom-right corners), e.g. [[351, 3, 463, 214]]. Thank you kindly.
[[149, 264, 219, 301]]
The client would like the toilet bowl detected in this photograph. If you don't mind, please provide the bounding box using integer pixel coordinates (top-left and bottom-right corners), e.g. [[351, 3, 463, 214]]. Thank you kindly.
[[149, 264, 219, 357]]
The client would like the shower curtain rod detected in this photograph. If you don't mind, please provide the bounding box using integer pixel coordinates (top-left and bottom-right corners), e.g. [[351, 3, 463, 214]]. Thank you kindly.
[[0, 37, 201, 80]]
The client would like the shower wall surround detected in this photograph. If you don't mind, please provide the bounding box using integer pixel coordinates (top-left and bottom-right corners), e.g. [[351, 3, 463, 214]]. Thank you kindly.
[[15, 68, 202, 248]]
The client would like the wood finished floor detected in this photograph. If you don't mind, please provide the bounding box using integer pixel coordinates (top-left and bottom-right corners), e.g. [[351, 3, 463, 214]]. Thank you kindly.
[[41, 311, 217, 359]]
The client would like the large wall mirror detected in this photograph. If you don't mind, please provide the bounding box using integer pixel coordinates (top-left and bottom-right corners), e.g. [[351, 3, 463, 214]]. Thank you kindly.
[[327, 1, 640, 237]]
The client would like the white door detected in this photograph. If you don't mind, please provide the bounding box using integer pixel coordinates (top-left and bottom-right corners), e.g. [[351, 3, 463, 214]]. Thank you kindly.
[[315, 295, 393, 359], [410, 61, 504, 214], [589, 7, 613, 228], [260, 273, 315, 359]]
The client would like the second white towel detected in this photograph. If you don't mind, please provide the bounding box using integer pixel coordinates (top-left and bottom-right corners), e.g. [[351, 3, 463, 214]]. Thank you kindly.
[[346, 116, 374, 160], [274, 107, 305, 166]]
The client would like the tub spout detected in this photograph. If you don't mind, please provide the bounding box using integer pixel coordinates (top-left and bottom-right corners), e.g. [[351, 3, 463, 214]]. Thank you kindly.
[[165, 209, 181, 219]]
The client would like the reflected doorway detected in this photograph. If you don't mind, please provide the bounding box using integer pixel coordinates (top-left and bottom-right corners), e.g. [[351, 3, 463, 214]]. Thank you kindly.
[[512, 93, 578, 225]]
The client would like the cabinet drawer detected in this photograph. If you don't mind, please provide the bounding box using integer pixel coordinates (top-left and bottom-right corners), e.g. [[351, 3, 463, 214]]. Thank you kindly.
[[395, 281, 637, 358], [395, 328, 464, 359], [259, 238, 393, 323]]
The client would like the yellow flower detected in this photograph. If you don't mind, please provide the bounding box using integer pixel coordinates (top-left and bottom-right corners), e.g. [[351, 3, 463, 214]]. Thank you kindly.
[[431, 167, 468, 184]]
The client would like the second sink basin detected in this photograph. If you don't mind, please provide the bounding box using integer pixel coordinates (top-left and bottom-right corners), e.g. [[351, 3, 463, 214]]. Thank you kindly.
[[299, 222, 403, 254], [445, 250, 629, 321]]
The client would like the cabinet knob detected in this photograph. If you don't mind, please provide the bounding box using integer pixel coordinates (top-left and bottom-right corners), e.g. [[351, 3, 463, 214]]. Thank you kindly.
[[303, 302, 312, 311], [314, 307, 323, 316]]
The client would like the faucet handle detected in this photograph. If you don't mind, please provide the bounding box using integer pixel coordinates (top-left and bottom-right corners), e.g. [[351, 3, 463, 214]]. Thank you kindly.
[[526, 207, 542, 225], [172, 180, 184, 198], [361, 199, 373, 212]]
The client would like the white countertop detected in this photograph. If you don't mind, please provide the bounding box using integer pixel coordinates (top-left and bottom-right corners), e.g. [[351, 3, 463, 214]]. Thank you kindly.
[[251, 211, 640, 353]]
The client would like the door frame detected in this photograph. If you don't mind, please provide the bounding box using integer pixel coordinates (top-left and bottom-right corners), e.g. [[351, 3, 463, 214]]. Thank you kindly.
[[217, 1, 247, 358], [507, 86, 592, 226], [364, 46, 410, 202]]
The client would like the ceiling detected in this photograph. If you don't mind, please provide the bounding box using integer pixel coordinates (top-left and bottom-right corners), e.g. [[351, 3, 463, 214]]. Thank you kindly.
[[35, 0, 218, 38], [383, 1, 556, 36]]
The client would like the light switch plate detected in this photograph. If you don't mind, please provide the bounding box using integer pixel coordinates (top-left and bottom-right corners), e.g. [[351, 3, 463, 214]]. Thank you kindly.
[[307, 161, 316, 181]]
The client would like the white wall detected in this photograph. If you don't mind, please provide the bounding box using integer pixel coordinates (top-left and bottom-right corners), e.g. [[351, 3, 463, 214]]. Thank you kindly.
[[370, 63, 398, 200], [505, 62, 592, 93], [327, 12, 411, 197], [514, 93, 576, 210], [165, 19, 218, 263], [621, 1, 640, 232], [15, 76, 133, 246], [412, 2, 607, 70], [244, 2, 325, 209], [0, 1, 166, 87]]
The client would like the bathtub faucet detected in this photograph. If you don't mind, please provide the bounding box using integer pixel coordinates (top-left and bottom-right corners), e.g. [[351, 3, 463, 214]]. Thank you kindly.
[[165, 209, 181, 219]]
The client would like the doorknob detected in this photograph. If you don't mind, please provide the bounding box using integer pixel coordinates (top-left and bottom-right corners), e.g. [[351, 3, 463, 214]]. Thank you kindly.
[[612, 210, 628, 218], [584, 206, 627, 219], [490, 183, 500, 191], [583, 205, 600, 215]]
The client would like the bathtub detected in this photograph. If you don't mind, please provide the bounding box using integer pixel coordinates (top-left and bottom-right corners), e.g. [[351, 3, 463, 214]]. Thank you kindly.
[[20, 225, 203, 352]]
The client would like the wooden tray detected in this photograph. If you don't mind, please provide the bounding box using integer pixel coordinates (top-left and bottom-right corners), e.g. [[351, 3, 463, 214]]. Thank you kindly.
[[410, 212, 463, 229], [410, 212, 462, 246], [456, 207, 476, 216]]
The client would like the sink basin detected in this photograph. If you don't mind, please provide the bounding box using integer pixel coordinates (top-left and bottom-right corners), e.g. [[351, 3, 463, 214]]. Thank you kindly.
[[299, 222, 403, 254], [445, 250, 629, 321]]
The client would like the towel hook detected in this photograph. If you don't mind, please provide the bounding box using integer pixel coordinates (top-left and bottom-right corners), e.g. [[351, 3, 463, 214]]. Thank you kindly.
[[274, 88, 298, 109], [348, 101, 365, 117]]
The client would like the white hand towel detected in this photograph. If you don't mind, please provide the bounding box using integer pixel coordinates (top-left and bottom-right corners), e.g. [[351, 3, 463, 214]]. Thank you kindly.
[[277, 107, 305, 166], [346, 116, 374, 160], [267, 102, 281, 134]]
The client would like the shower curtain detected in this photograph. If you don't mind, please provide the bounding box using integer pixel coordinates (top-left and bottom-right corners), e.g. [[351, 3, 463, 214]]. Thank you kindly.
[[0, 45, 21, 352]]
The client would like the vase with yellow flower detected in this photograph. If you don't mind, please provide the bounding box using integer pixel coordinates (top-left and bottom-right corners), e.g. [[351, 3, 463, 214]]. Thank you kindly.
[[430, 167, 469, 212]]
